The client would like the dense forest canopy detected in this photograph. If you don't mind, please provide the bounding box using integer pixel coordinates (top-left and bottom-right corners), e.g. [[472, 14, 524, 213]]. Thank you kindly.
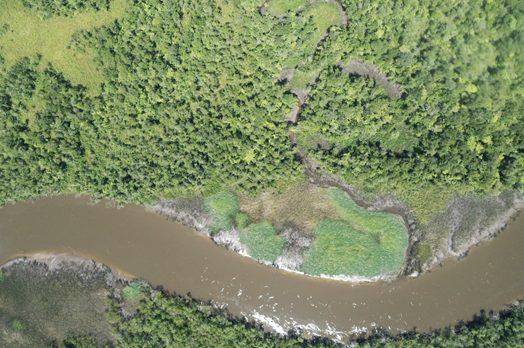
[[297, 0, 524, 213], [0, 0, 522, 214]]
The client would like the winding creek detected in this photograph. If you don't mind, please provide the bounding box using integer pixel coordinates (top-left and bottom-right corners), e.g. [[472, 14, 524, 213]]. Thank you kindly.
[[0, 196, 523, 340]]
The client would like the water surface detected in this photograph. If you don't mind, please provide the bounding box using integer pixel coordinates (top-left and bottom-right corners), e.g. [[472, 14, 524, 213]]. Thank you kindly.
[[0, 196, 522, 340]]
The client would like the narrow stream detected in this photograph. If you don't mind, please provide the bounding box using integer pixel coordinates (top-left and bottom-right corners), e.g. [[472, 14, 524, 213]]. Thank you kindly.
[[0, 196, 522, 340]]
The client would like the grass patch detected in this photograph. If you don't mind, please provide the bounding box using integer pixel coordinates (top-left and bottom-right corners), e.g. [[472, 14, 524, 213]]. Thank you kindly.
[[417, 243, 432, 265], [11, 319, 25, 332], [302, 188, 408, 277], [0, 0, 126, 94], [398, 184, 456, 224], [302, 2, 343, 47], [204, 192, 239, 235], [290, 68, 319, 90], [122, 282, 143, 301], [266, 0, 306, 16], [284, 1, 344, 88], [239, 221, 285, 263], [235, 212, 251, 229], [239, 180, 337, 234]]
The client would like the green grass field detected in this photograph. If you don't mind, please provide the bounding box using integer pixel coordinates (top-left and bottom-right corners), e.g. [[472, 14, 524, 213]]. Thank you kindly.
[[302, 188, 408, 277], [0, 0, 126, 94], [266, 0, 306, 16], [239, 181, 337, 234], [204, 192, 240, 235], [239, 221, 285, 263]]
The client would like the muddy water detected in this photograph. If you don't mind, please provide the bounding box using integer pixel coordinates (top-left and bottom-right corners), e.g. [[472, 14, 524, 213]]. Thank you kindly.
[[0, 196, 523, 340]]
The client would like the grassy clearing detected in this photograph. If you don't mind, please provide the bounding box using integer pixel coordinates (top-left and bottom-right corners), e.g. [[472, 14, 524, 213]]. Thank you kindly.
[[239, 181, 337, 234], [266, 0, 307, 16], [122, 282, 144, 301], [398, 185, 456, 224], [302, 188, 408, 277], [239, 221, 285, 263], [204, 192, 239, 235], [235, 212, 251, 229], [303, 2, 344, 45], [290, 68, 319, 90], [286, 1, 344, 89], [417, 243, 432, 265], [0, 0, 126, 94]]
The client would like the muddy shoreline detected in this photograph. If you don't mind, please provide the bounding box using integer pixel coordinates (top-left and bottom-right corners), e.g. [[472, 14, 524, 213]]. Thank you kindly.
[[1, 195, 524, 339], [1, 250, 523, 345], [148, 199, 400, 283], [149, 161, 523, 282]]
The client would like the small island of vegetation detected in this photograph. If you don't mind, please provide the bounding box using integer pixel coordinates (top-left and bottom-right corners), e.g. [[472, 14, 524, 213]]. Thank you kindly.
[[0, 0, 522, 346]]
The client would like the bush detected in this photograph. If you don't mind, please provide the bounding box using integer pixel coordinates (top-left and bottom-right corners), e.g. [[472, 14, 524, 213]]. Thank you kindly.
[[204, 192, 239, 235], [239, 221, 285, 263]]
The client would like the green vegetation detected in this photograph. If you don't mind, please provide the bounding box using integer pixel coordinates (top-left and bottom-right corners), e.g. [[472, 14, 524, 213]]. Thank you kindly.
[[289, 68, 319, 90], [21, 0, 111, 18], [365, 305, 524, 347], [2, 261, 524, 347], [122, 282, 144, 301], [277, 1, 345, 89], [115, 291, 316, 348], [266, 0, 306, 17], [55, 335, 103, 348], [239, 181, 337, 233], [2, 0, 517, 224], [0, 262, 114, 347], [302, 189, 408, 277], [302, 2, 344, 46], [297, 0, 524, 218], [235, 212, 251, 229], [239, 221, 285, 263], [1, 0, 308, 206], [0, 0, 523, 342], [204, 192, 240, 235], [11, 319, 25, 332], [0, 0, 126, 93], [88, 293, 524, 348], [329, 188, 407, 250]]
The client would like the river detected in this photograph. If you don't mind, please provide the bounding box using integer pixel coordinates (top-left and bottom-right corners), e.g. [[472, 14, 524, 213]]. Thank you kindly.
[[0, 196, 522, 341]]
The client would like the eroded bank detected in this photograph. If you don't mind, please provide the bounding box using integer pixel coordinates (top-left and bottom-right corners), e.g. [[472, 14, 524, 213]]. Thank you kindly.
[[0, 196, 523, 341]]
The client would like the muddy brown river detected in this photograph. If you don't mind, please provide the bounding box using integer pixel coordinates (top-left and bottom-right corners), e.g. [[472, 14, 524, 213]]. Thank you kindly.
[[0, 196, 523, 340]]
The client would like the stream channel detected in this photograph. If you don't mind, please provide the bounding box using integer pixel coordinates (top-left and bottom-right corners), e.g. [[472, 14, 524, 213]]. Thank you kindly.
[[0, 196, 523, 340]]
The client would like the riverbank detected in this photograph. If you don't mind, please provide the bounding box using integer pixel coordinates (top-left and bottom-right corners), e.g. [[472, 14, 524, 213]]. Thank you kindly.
[[0, 255, 317, 347], [148, 175, 523, 282], [1, 195, 523, 340], [148, 183, 409, 283], [0, 255, 118, 347], [2, 254, 524, 347]]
